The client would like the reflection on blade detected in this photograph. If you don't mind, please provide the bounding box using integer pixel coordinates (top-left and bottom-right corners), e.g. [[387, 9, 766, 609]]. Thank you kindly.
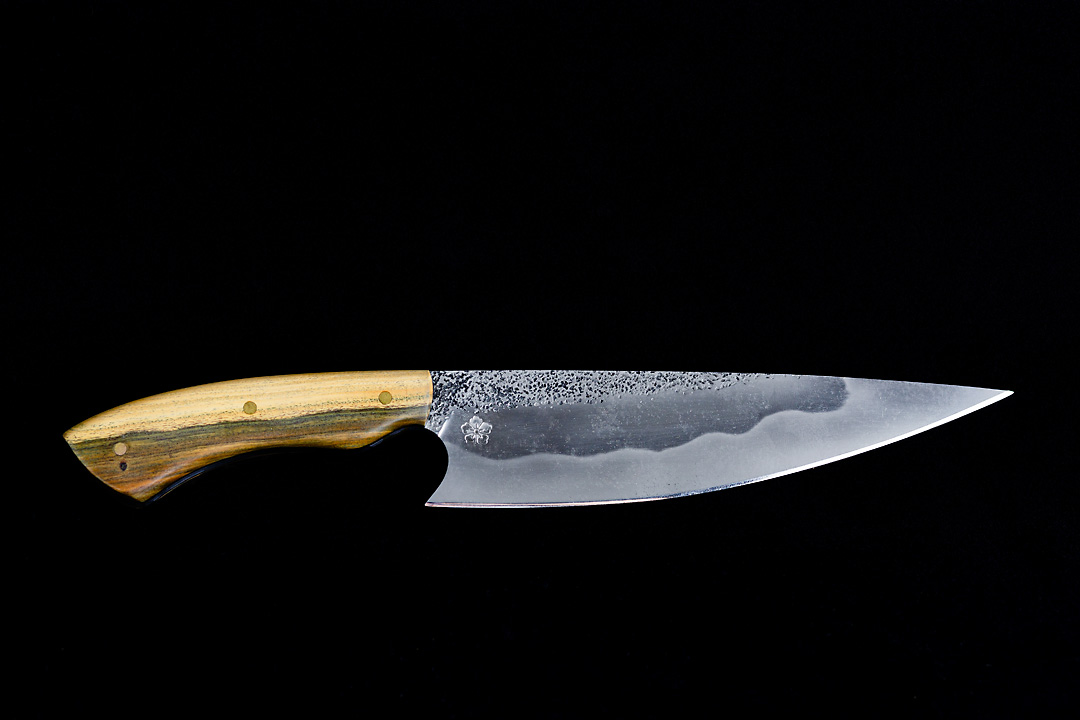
[[425, 375, 1011, 507]]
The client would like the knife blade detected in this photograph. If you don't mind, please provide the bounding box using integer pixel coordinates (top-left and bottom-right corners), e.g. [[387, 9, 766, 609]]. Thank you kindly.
[[63, 370, 1010, 504]]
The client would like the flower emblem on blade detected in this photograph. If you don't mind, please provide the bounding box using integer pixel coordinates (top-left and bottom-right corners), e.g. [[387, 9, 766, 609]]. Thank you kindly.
[[461, 415, 493, 444]]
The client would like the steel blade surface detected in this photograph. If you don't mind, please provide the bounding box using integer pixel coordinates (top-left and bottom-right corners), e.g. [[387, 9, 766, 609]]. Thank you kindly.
[[424, 372, 1010, 507]]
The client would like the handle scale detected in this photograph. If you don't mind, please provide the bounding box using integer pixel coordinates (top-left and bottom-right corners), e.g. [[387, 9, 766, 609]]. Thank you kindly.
[[64, 371, 434, 502]]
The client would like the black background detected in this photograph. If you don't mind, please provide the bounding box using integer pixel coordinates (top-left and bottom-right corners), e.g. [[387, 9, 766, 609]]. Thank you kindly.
[[8, 2, 1077, 716]]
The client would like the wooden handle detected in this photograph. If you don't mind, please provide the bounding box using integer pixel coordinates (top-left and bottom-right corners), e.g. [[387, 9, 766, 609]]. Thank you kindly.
[[64, 371, 434, 502]]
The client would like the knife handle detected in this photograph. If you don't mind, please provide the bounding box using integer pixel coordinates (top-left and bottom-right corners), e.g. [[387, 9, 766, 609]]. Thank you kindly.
[[63, 370, 434, 502]]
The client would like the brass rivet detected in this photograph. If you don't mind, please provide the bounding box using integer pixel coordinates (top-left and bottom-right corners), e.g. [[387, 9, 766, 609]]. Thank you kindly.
[[243, 401, 258, 414], [113, 442, 128, 456], [379, 391, 393, 405]]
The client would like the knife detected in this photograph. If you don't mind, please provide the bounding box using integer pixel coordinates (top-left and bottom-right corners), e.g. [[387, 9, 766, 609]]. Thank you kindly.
[[63, 370, 1011, 505]]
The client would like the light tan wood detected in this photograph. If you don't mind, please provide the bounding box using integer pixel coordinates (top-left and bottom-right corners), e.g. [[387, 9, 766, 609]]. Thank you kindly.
[[64, 371, 433, 502]]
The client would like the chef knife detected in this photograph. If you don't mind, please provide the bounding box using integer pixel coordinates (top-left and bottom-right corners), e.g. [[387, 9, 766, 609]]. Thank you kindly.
[[63, 370, 1011, 505]]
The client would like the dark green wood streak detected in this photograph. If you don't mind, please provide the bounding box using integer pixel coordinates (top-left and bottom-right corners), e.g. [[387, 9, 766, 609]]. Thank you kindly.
[[67, 404, 430, 502]]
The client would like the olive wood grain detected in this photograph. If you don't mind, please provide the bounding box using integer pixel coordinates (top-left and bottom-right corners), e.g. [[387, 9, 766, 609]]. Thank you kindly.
[[64, 371, 434, 502]]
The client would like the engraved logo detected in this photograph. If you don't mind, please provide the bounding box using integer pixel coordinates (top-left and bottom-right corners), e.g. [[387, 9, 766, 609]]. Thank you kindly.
[[461, 415, 493, 444]]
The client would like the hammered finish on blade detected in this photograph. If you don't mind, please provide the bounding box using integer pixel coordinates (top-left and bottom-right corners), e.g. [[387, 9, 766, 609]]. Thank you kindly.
[[425, 372, 1011, 507]]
